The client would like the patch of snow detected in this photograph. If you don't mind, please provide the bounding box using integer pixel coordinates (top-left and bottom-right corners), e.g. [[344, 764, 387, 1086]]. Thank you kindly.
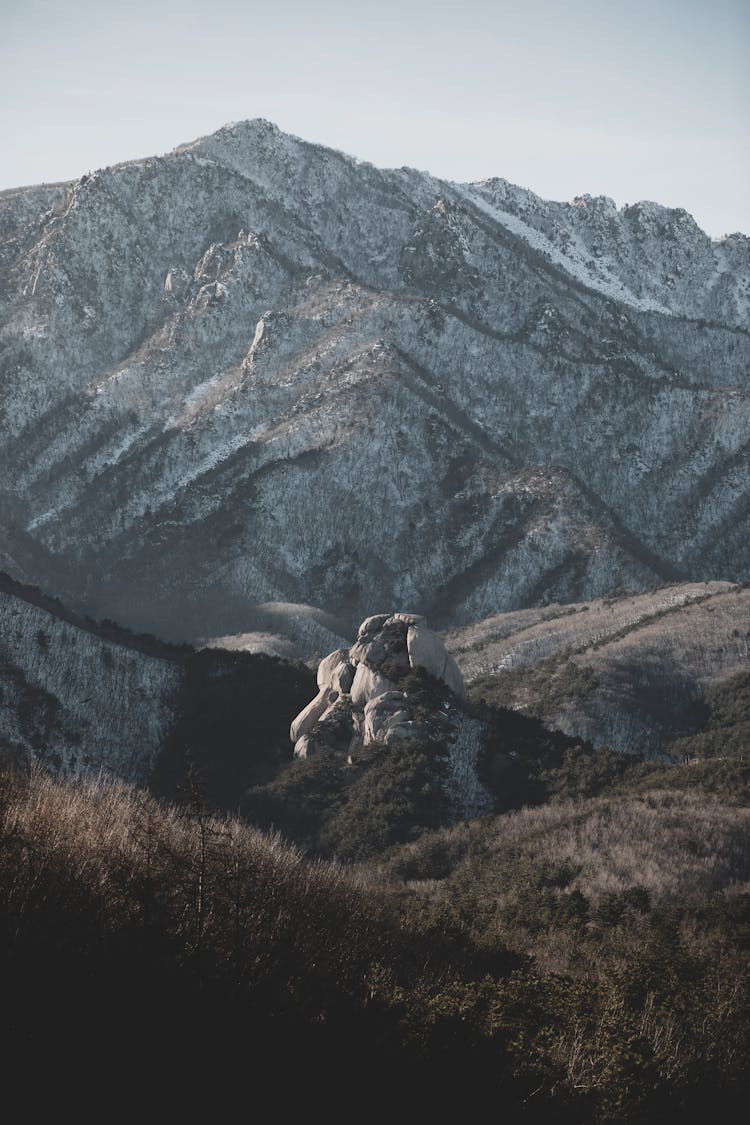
[[460, 186, 673, 314]]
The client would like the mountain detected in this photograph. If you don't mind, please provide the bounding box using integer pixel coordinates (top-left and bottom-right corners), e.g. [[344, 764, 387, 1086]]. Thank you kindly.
[[1, 570, 597, 856], [1, 120, 748, 640], [446, 580, 750, 756]]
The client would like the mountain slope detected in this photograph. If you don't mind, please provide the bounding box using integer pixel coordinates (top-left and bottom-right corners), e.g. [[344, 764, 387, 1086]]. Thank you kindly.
[[0, 571, 314, 801], [1, 120, 748, 638], [446, 581, 750, 756]]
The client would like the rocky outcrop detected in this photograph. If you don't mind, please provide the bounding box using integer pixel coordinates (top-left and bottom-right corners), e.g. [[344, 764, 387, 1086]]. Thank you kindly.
[[407, 623, 465, 700], [290, 612, 493, 818], [291, 611, 468, 757]]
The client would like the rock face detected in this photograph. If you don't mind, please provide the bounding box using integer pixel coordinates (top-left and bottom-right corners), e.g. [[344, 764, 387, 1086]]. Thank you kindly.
[[289, 687, 334, 744], [350, 663, 394, 709], [317, 648, 355, 693], [292, 611, 438, 757], [0, 120, 748, 642], [407, 623, 465, 699], [290, 612, 492, 818]]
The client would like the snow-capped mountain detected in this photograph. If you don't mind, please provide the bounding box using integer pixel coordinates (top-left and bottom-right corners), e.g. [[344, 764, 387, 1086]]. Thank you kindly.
[[1, 120, 748, 639]]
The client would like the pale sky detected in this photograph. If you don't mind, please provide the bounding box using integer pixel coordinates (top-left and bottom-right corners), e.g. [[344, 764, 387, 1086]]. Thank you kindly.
[[1, 0, 748, 236]]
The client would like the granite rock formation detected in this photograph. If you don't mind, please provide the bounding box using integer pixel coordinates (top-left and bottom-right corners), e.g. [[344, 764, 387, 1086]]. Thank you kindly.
[[290, 612, 491, 820]]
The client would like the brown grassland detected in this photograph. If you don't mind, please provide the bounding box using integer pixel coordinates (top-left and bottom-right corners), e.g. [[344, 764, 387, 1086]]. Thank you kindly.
[[0, 756, 748, 1119]]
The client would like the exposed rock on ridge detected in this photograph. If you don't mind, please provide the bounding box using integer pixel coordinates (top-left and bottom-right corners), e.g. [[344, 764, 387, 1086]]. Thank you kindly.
[[291, 612, 491, 820]]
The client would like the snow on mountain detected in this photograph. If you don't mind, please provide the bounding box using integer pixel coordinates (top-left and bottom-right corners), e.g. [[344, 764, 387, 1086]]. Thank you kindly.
[[0, 574, 178, 779], [465, 179, 750, 323], [0, 120, 748, 640]]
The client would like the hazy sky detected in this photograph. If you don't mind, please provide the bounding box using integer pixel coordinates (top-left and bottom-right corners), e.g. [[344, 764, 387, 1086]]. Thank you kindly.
[[2, 0, 748, 236]]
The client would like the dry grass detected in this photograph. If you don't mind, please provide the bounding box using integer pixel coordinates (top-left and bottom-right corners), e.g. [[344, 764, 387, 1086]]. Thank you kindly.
[[1, 764, 748, 1118], [378, 789, 750, 906], [445, 582, 740, 682], [0, 763, 374, 957], [483, 791, 750, 903], [453, 583, 750, 755]]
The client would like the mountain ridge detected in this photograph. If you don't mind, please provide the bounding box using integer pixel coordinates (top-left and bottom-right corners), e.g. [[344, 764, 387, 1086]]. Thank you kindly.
[[1, 119, 748, 639], [448, 580, 750, 756]]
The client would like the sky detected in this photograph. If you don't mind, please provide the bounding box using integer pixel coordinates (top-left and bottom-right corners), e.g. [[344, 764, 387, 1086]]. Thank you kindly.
[[1, 0, 748, 237]]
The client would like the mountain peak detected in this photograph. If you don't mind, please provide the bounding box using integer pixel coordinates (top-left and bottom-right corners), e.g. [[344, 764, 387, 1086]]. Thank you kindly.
[[214, 117, 282, 139], [0, 122, 748, 644]]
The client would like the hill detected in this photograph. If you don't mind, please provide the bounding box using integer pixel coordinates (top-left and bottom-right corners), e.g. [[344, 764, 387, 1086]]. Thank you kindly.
[[0, 569, 314, 803], [446, 581, 750, 756], [1, 757, 747, 1118]]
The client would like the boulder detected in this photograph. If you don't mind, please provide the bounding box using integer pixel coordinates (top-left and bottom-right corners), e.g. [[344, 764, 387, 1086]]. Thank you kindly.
[[293, 697, 356, 758], [363, 691, 411, 742], [349, 635, 387, 668], [379, 617, 409, 641], [387, 612, 424, 628], [350, 663, 394, 708], [356, 614, 391, 639], [439, 652, 466, 700], [407, 624, 466, 699], [290, 687, 334, 742], [293, 735, 314, 760], [317, 648, 355, 693]]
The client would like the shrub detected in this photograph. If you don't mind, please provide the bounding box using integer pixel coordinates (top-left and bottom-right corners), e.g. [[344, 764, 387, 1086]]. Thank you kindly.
[[245, 738, 450, 861]]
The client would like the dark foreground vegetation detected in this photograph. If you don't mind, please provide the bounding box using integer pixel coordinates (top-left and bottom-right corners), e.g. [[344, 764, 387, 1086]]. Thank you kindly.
[[1, 760, 748, 1119], [242, 670, 657, 863]]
